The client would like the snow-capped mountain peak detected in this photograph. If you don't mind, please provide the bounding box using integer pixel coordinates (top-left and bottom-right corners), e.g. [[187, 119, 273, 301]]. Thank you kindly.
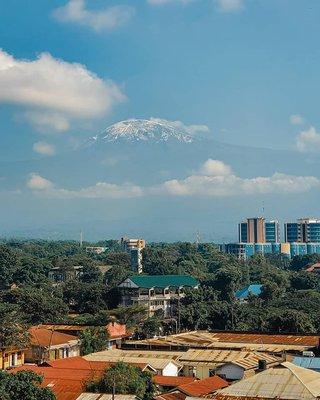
[[87, 118, 209, 145]]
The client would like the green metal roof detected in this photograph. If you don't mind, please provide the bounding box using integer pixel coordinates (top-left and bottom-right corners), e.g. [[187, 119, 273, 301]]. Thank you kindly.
[[129, 274, 199, 289]]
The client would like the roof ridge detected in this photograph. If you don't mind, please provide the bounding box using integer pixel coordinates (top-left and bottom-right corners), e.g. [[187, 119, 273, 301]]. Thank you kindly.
[[281, 361, 320, 397]]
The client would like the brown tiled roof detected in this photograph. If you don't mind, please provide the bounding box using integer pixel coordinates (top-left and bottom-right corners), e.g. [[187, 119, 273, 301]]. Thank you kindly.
[[11, 364, 101, 400], [177, 375, 229, 397], [47, 356, 150, 371], [153, 375, 197, 387], [155, 393, 186, 400], [30, 327, 78, 347]]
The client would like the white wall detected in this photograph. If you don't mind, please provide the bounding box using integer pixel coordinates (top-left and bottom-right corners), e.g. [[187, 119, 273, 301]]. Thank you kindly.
[[216, 364, 244, 381], [162, 362, 179, 376]]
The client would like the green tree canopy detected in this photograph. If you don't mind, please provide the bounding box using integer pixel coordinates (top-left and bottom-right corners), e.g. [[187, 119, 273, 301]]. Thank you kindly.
[[87, 362, 155, 400], [0, 370, 55, 400]]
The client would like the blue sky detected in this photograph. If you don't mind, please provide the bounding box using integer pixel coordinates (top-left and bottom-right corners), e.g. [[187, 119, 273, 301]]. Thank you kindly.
[[1, 0, 320, 240]]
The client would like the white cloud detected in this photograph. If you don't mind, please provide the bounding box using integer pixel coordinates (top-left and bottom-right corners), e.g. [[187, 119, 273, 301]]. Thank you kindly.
[[27, 174, 143, 199], [199, 159, 232, 176], [27, 160, 320, 200], [296, 126, 320, 153], [27, 173, 54, 190], [155, 159, 320, 196], [290, 114, 304, 125], [216, 0, 244, 12], [0, 50, 125, 131], [53, 0, 134, 32], [33, 141, 56, 156]]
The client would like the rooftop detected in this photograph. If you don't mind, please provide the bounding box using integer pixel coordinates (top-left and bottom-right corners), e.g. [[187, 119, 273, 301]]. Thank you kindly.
[[179, 349, 280, 368], [235, 285, 263, 300], [83, 349, 182, 370], [153, 375, 197, 387], [292, 357, 320, 371], [29, 327, 79, 347], [177, 375, 228, 397], [125, 331, 319, 353], [215, 362, 320, 400], [119, 275, 199, 289]]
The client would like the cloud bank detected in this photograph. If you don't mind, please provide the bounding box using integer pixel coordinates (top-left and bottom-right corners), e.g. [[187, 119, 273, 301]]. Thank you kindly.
[[53, 0, 135, 32], [296, 126, 320, 153], [27, 160, 320, 199], [0, 50, 125, 131]]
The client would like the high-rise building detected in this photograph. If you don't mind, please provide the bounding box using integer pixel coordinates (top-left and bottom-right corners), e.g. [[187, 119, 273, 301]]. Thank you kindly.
[[284, 218, 320, 243], [120, 237, 146, 274], [238, 218, 280, 243]]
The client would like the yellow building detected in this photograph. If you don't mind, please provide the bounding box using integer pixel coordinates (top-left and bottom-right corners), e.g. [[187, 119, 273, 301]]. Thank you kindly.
[[0, 348, 25, 369]]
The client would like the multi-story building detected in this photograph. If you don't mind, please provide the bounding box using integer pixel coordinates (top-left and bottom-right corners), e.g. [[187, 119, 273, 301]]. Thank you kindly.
[[238, 218, 280, 243], [118, 275, 199, 317], [121, 237, 146, 274], [284, 218, 320, 243]]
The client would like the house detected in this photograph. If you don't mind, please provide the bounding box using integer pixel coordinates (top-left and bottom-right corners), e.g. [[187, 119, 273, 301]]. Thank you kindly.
[[85, 246, 107, 255], [179, 349, 281, 379], [84, 349, 182, 376], [154, 376, 228, 400], [40, 322, 128, 349], [11, 356, 153, 400], [174, 375, 228, 397], [26, 327, 80, 363], [214, 362, 320, 400], [118, 275, 199, 317], [48, 265, 84, 283], [215, 355, 281, 381], [235, 284, 263, 300], [0, 348, 25, 369]]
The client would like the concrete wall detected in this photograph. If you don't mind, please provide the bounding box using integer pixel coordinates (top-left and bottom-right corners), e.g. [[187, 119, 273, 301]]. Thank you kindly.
[[162, 362, 179, 376]]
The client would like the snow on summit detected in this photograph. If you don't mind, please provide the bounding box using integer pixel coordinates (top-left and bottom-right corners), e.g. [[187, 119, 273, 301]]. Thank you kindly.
[[87, 118, 209, 145]]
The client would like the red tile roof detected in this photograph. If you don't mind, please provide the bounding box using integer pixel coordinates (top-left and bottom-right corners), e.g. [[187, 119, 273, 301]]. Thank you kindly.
[[30, 327, 78, 347], [11, 364, 101, 400], [46, 356, 150, 372], [177, 375, 229, 397], [153, 375, 197, 387], [155, 393, 186, 400]]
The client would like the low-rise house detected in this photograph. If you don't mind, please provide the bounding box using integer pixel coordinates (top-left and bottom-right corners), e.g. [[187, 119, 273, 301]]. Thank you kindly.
[[179, 349, 281, 379], [41, 322, 127, 349], [77, 395, 138, 400], [215, 356, 281, 381], [11, 356, 153, 400], [214, 362, 320, 400], [85, 247, 107, 255], [118, 275, 199, 317], [26, 327, 80, 363], [84, 349, 182, 376], [48, 265, 84, 283], [235, 284, 263, 300], [175, 375, 228, 397], [0, 348, 25, 369]]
